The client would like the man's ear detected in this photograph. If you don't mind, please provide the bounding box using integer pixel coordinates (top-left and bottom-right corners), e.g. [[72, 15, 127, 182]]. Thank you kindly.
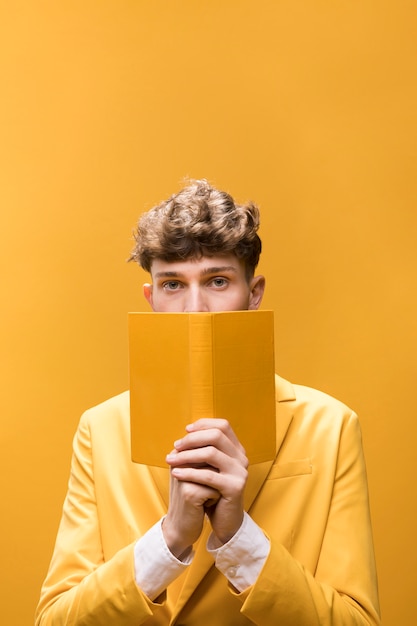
[[248, 275, 266, 310], [143, 283, 154, 310]]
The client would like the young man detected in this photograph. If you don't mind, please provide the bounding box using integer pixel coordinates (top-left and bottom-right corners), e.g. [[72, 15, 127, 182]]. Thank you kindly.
[[36, 180, 380, 625]]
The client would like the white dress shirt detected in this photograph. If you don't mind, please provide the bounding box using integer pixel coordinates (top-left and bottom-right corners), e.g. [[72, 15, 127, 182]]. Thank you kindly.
[[134, 512, 270, 601]]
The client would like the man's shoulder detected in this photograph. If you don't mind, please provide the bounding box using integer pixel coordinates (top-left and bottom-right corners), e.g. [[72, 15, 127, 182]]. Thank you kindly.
[[80, 390, 130, 426], [274, 376, 361, 464], [275, 374, 356, 420]]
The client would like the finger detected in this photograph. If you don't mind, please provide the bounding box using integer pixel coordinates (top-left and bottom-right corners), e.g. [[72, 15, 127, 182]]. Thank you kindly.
[[186, 418, 243, 449], [171, 464, 247, 497], [167, 445, 233, 473], [168, 442, 248, 478], [170, 447, 247, 487], [170, 472, 221, 505], [174, 427, 248, 466]]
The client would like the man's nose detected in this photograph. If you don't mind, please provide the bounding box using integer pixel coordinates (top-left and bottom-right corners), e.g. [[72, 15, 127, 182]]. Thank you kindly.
[[183, 287, 209, 312]]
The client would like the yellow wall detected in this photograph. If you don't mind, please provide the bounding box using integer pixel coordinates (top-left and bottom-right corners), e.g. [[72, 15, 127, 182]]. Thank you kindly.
[[1, 3, 415, 624]]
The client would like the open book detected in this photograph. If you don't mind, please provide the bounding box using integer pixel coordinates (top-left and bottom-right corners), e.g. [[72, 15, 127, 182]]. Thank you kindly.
[[129, 310, 276, 467]]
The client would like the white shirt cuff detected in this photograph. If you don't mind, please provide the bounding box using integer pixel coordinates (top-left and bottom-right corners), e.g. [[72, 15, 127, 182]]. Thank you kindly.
[[206, 512, 270, 592], [134, 517, 193, 600]]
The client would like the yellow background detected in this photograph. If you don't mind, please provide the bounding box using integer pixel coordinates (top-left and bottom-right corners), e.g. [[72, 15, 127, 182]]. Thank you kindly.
[[1, 2, 416, 624]]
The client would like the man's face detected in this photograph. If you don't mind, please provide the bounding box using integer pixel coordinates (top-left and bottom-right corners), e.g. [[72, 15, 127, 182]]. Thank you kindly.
[[143, 254, 265, 313]]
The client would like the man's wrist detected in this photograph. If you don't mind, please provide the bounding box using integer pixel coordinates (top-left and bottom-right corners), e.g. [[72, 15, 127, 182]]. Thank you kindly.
[[207, 512, 270, 592], [161, 516, 193, 559], [134, 517, 193, 600], [210, 511, 245, 548]]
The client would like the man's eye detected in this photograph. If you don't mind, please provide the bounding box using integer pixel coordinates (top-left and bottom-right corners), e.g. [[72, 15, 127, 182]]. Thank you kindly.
[[163, 281, 181, 290], [211, 278, 228, 288]]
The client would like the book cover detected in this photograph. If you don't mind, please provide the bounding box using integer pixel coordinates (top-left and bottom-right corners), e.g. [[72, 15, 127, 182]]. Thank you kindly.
[[128, 310, 276, 467]]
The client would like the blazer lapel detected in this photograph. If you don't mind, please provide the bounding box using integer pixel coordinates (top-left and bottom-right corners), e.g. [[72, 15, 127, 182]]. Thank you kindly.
[[170, 518, 213, 621], [244, 396, 294, 511]]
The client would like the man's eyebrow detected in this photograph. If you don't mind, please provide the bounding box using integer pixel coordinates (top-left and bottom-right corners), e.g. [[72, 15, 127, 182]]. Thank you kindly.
[[154, 271, 183, 279], [154, 266, 238, 279], [201, 266, 238, 275]]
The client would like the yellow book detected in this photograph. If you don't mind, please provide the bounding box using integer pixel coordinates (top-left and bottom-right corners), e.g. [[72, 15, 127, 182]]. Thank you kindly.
[[128, 310, 276, 467]]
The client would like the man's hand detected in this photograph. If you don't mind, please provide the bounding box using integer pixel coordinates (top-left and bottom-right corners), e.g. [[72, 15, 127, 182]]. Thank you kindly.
[[163, 419, 249, 557]]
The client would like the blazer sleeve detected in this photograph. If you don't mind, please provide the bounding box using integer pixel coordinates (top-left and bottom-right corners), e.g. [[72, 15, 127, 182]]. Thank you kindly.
[[238, 411, 381, 626], [35, 415, 167, 626]]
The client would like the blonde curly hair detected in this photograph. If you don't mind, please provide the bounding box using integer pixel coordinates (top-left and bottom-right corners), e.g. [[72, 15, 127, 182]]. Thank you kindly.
[[130, 180, 262, 277]]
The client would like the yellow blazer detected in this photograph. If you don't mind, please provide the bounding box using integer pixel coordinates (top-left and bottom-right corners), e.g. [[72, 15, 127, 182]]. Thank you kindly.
[[36, 376, 380, 625]]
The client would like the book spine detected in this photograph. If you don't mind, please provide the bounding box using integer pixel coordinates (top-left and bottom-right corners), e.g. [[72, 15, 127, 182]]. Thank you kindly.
[[188, 315, 214, 419]]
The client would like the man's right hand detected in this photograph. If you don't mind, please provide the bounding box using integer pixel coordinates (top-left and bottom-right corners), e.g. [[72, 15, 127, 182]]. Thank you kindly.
[[162, 468, 220, 559]]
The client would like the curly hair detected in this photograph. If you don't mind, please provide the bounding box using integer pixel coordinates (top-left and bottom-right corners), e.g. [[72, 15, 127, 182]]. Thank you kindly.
[[129, 179, 262, 277]]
